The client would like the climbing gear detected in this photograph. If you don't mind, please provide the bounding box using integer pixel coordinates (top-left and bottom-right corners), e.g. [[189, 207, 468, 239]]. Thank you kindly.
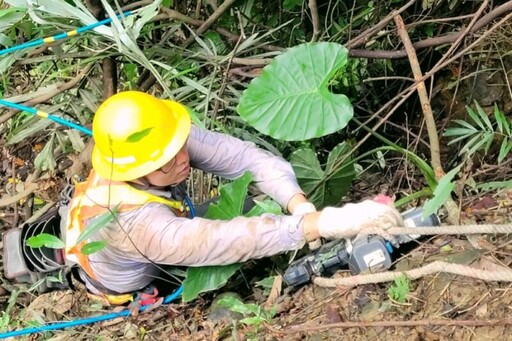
[[0, 99, 92, 135], [65, 170, 187, 303], [91, 91, 191, 181], [2, 184, 76, 293], [0, 11, 133, 57], [3, 206, 72, 293], [0, 286, 184, 339], [66, 170, 185, 278]]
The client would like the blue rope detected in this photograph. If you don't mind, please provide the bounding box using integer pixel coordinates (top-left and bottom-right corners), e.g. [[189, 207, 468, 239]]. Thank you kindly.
[[0, 11, 133, 57], [185, 194, 196, 218], [0, 99, 92, 136], [0, 286, 184, 339]]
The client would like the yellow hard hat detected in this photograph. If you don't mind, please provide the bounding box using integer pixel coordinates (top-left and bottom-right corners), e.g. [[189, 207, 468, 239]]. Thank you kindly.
[[91, 91, 191, 181]]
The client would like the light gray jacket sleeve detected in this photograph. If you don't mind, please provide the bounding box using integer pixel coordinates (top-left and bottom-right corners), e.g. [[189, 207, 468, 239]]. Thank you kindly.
[[187, 125, 304, 209], [101, 203, 306, 266]]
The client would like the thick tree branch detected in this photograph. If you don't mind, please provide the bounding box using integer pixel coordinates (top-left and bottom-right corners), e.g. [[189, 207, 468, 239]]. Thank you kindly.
[[0, 64, 93, 126], [349, 1, 512, 59], [182, 0, 237, 48], [86, 0, 117, 99], [308, 0, 320, 42], [157, 9, 284, 52], [394, 14, 441, 172], [346, 0, 416, 49]]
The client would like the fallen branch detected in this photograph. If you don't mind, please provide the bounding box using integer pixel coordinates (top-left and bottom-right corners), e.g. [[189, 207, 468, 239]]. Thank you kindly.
[[0, 183, 38, 208], [182, 0, 237, 48], [284, 317, 512, 333], [394, 14, 442, 174], [86, 0, 117, 99], [158, 8, 284, 52], [328, 11, 512, 182], [349, 1, 512, 59], [346, 0, 416, 49], [0, 64, 93, 125]]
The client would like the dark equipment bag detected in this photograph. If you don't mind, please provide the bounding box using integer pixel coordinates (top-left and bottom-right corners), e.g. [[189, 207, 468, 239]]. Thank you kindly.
[[3, 188, 75, 293]]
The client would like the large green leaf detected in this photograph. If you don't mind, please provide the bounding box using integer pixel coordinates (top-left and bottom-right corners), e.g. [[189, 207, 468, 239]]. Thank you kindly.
[[184, 172, 282, 302], [291, 142, 356, 208], [204, 172, 253, 220], [237, 42, 353, 141], [182, 264, 241, 303]]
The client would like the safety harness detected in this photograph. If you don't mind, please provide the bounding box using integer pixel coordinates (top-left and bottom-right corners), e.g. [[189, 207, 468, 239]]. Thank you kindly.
[[3, 170, 189, 305]]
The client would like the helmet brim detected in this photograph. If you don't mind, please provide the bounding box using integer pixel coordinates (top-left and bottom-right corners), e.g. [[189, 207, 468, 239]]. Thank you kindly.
[[91, 100, 192, 181]]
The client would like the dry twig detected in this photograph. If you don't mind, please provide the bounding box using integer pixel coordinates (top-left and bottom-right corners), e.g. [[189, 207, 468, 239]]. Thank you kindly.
[[283, 317, 512, 333]]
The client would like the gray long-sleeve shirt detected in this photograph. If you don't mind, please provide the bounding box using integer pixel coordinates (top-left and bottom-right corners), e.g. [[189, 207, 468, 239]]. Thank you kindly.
[[83, 126, 307, 294]]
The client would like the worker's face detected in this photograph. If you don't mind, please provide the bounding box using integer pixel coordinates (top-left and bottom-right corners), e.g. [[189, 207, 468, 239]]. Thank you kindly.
[[146, 142, 190, 186]]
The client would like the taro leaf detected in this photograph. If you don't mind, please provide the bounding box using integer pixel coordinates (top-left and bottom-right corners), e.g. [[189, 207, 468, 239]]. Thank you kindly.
[[185, 172, 280, 302], [26, 233, 65, 249], [245, 199, 282, 217], [77, 205, 119, 244], [182, 263, 241, 302], [81, 241, 107, 255], [423, 165, 462, 217], [237, 42, 353, 141], [34, 134, 56, 171], [204, 172, 253, 220], [291, 142, 355, 208]]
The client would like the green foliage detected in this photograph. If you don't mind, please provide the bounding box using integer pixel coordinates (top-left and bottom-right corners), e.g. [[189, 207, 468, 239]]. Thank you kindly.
[[183, 172, 282, 302], [204, 172, 253, 220], [218, 295, 277, 334], [423, 165, 461, 217], [26, 206, 115, 255], [182, 264, 241, 303], [444, 102, 512, 163], [77, 205, 119, 244], [290, 142, 356, 208], [0, 7, 26, 33], [245, 199, 282, 217], [26, 233, 65, 249], [80, 241, 107, 255], [237, 42, 353, 141], [283, 0, 303, 11], [34, 133, 57, 171], [0, 290, 20, 332], [387, 275, 410, 303], [126, 127, 154, 143]]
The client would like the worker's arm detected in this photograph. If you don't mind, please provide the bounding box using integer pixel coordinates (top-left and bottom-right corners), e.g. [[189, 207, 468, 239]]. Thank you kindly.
[[102, 198, 403, 266], [187, 126, 306, 210], [107, 203, 308, 266]]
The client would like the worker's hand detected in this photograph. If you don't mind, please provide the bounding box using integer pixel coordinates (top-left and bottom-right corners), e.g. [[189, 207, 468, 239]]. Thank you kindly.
[[292, 202, 316, 215], [292, 201, 323, 250], [316, 200, 403, 240]]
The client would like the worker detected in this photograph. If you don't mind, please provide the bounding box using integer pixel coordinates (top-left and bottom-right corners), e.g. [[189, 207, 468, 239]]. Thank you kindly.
[[64, 91, 404, 302]]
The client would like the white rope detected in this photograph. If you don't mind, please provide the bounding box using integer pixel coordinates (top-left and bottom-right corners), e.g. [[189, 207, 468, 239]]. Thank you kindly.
[[313, 261, 512, 287], [313, 224, 512, 288], [386, 224, 512, 236]]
